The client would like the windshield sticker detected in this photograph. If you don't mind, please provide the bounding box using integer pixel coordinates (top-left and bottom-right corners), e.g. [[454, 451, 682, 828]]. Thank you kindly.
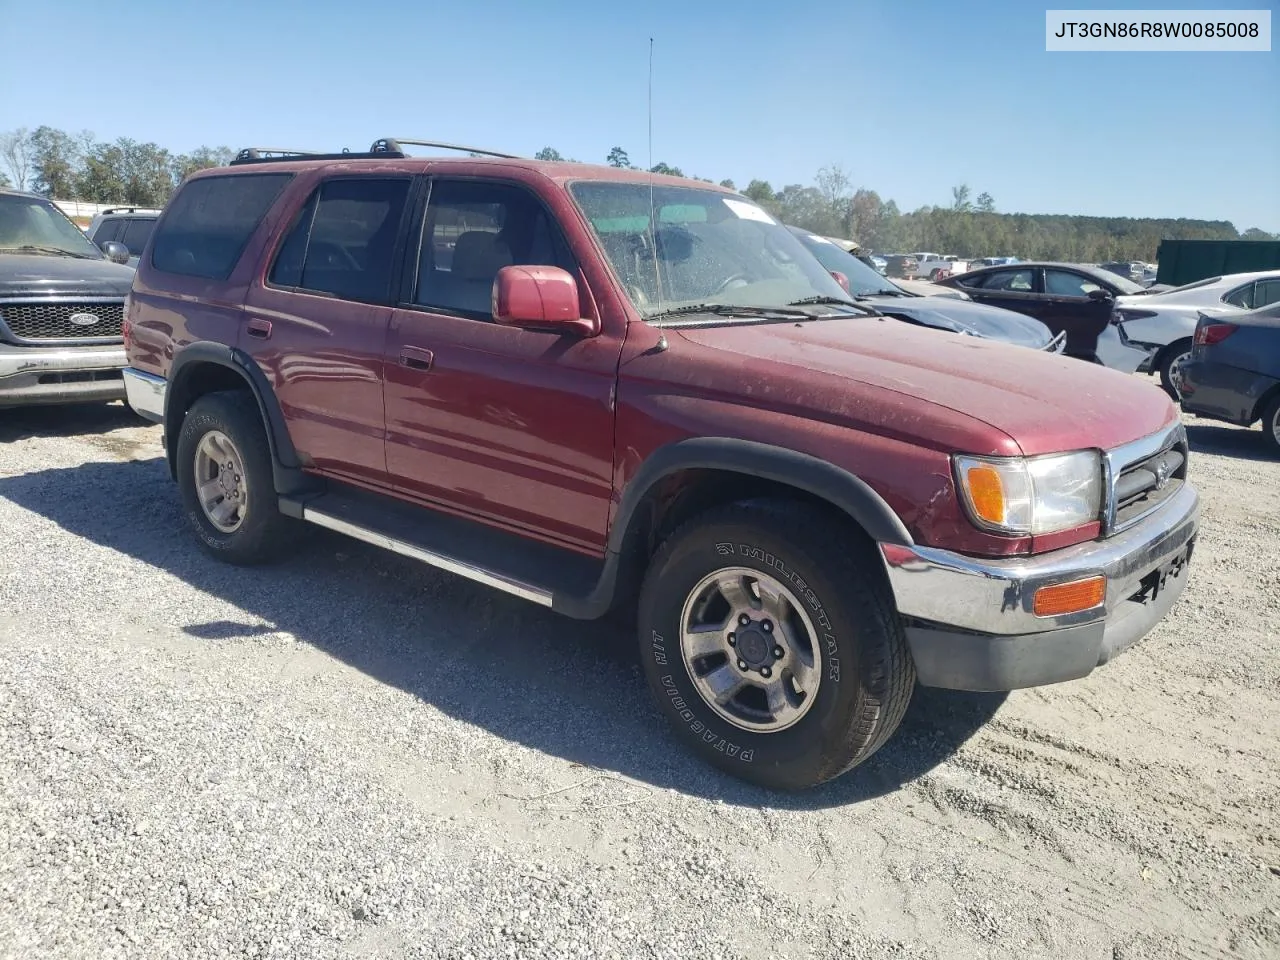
[[723, 199, 777, 224]]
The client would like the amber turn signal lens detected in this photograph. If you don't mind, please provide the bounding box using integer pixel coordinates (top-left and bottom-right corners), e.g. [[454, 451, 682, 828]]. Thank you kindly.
[[964, 463, 1006, 526], [1033, 576, 1106, 617]]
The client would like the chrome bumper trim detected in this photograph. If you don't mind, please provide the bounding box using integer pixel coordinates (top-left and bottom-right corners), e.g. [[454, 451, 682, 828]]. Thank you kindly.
[[0, 344, 126, 379], [122, 367, 167, 422], [880, 481, 1199, 636]]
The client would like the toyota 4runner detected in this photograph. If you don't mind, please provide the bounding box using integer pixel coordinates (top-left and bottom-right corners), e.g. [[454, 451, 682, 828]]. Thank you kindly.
[[121, 140, 1199, 789]]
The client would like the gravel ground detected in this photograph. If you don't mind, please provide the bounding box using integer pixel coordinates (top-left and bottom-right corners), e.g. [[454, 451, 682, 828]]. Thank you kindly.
[[1, 400, 1277, 960]]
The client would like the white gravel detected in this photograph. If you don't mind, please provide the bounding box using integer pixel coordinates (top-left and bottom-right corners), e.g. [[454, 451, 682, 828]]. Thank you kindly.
[[1, 399, 1277, 960]]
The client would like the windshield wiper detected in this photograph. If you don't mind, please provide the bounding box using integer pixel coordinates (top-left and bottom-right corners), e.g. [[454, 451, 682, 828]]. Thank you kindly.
[[646, 303, 816, 322], [860, 289, 907, 297], [0, 245, 95, 259], [787, 295, 867, 309]]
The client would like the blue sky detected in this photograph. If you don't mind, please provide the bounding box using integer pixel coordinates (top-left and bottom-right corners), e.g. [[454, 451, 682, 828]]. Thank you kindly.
[[2, 0, 1277, 230]]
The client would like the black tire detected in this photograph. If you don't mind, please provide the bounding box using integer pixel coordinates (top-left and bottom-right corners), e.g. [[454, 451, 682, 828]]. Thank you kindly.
[[1262, 394, 1280, 455], [1158, 338, 1194, 399], [636, 500, 915, 790], [175, 390, 297, 565]]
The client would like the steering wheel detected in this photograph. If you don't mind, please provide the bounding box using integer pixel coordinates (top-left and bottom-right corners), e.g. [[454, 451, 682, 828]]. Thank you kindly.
[[713, 273, 751, 296]]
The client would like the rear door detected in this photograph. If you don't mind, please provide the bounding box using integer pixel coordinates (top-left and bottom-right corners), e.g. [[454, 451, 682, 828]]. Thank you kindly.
[[1040, 268, 1113, 359], [240, 174, 414, 486], [954, 267, 1043, 319]]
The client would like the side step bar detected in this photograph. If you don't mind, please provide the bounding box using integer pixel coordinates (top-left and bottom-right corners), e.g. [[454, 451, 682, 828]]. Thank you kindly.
[[281, 482, 618, 620], [303, 506, 553, 607]]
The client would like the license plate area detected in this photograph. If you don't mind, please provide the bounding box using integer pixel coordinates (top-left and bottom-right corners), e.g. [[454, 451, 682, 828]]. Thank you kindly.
[[1129, 537, 1195, 606]]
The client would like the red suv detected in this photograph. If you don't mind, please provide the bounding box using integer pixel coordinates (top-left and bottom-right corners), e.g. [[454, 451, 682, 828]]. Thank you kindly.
[[121, 141, 1199, 789]]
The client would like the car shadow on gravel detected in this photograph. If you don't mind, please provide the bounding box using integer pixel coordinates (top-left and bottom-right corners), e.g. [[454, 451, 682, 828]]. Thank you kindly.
[[0, 457, 1005, 811], [1184, 422, 1273, 463], [0, 401, 144, 443]]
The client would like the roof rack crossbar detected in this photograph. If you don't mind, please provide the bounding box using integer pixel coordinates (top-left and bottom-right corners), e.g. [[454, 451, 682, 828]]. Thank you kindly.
[[370, 138, 521, 160], [233, 147, 325, 162]]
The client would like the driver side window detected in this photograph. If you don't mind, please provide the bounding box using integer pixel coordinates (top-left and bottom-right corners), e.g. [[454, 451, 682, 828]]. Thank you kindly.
[[1045, 269, 1103, 298]]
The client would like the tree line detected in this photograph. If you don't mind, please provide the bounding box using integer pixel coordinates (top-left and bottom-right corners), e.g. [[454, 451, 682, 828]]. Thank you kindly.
[[2, 128, 1273, 261]]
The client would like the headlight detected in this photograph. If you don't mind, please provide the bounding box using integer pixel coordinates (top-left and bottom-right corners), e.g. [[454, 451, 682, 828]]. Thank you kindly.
[[954, 450, 1102, 535]]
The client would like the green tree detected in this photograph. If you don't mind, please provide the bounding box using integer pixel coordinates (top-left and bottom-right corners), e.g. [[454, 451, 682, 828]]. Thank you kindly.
[[1242, 227, 1276, 241], [951, 184, 972, 213], [976, 192, 995, 213], [648, 161, 683, 177], [742, 179, 775, 203], [0, 128, 32, 190], [0, 169, 9, 189], [171, 146, 233, 185], [534, 147, 563, 161], [28, 126, 84, 198], [815, 164, 852, 234], [719, 178, 736, 190], [606, 146, 631, 168]]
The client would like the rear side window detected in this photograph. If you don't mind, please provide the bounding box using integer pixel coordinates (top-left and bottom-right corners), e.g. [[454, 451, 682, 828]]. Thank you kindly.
[[978, 268, 1034, 292], [92, 219, 121, 244], [268, 178, 411, 303], [152, 173, 291, 279], [1255, 279, 1280, 308], [1223, 283, 1254, 308], [121, 218, 155, 256]]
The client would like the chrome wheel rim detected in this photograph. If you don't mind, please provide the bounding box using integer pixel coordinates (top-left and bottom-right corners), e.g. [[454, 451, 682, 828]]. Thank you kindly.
[[194, 430, 248, 533], [1167, 350, 1191, 396], [1272, 405, 1280, 445], [679, 567, 822, 733]]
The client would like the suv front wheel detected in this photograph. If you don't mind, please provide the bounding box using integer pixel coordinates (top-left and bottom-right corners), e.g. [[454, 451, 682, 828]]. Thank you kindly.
[[176, 391, 297, 565], [637, 500, 915, 790]]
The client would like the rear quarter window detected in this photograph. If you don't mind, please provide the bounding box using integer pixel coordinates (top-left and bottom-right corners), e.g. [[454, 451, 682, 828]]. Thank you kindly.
[[151, 173, 292, 279]]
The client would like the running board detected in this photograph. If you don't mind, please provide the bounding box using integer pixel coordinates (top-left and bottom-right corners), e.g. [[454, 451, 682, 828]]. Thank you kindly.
[[282, 483, 613, 618]]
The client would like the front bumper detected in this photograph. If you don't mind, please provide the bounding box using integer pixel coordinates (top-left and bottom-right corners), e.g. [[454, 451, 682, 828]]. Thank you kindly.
[[880, 482, 1199, 691], [0, 344, 127, 406]]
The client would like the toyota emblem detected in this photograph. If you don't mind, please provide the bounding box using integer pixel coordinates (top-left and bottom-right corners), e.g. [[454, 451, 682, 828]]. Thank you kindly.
[[68, 312, 101, 327], [1154, 458, 1170, 490]]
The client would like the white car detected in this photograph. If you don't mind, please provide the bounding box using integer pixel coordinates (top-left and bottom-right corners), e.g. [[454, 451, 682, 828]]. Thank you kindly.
[[1112, 270, 1280, 395]]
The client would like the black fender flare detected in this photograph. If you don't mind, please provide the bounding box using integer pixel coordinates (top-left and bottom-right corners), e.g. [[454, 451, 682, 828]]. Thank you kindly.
[[558, 437, 913, 620], [164, 342, 310, 494], [607, 437, 913, 552]]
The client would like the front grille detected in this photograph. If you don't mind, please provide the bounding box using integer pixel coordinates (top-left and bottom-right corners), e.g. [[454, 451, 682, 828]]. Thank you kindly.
[[1111, 437, 1188, 530], [0, 302, 124, 341]]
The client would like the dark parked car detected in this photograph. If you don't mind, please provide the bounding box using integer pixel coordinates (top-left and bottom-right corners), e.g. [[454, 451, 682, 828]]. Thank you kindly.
[[87, 207, 162, 268], [0, 189, 136, 407], [1180, 302, 1280, 453], [788, 227, 1062, 352], [938, 261, 1152, 370], [120, 143, 1197, 790], [881, 254, 918, 279]]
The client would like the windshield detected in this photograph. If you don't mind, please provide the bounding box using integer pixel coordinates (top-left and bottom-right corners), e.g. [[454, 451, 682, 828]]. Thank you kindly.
[[788, 228, 906, 296], [1098, 269, 1146, 295], [569, 182, 850, 317], [0, 194, 105, 259]]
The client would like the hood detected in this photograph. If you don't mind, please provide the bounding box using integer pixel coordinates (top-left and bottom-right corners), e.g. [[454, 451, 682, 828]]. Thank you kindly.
[[894, 279, 968, 299], [864, 295, 1053, 349], [674, 317, 1176, 457], [0, 253, 135, 299]]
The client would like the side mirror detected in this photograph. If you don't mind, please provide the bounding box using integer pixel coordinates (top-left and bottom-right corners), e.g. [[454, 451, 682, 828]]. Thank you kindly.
[[829, 270, 850, 294], [1087, 288, 1113, 302], [492, 266, 598, 336], [100, 240, 131, 265]]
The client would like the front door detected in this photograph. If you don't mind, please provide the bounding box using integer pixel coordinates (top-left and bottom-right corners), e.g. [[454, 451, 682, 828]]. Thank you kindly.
[[240, 175, 414, 486], [383, 177, 621, 554], [1040, 268, 1114, 360]]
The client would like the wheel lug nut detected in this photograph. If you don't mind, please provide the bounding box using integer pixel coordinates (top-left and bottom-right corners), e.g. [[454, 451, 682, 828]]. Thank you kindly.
[[760, 667, 772, 678], [727, 633, 736, 646], [738, 614, 750, 626], [773, 646, 784, 659], [762, 620, 773, 633], [737, 659, 748, 671]]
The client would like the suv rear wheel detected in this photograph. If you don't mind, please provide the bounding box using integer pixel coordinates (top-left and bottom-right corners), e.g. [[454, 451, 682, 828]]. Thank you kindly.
[[636, 500, 915, 790], [176, 391, 297, 565]]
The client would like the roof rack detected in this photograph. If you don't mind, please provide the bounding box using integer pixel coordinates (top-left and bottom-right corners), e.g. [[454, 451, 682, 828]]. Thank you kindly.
[[370, 138, 521, 160], [101, 206, 162, 215], [229, 146, 406, 166]]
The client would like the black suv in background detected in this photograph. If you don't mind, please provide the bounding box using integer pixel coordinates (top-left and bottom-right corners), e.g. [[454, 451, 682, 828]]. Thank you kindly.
[[87, 207, 162, 267], [0, 190, 136, 407]]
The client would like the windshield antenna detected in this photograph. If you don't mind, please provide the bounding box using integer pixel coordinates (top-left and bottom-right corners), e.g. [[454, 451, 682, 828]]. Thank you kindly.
[[646, 36, 664, 313]]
